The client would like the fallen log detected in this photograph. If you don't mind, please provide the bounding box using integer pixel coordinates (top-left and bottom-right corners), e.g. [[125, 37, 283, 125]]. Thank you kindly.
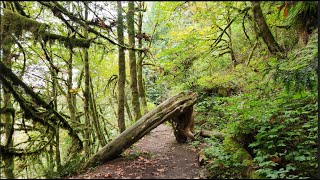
[[82, 91, 197, 170], [199, 130, 226, 140]]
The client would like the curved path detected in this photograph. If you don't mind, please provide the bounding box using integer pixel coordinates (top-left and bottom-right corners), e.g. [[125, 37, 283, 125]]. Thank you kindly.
[[66, 124, 207, 179]]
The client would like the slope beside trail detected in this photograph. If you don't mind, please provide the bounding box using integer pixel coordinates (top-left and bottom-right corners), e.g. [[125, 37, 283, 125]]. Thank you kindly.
[[66, 124, 208, 179]]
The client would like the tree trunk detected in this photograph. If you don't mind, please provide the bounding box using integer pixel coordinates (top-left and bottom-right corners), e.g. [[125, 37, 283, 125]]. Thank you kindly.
[[117, 1, 126, 133], [109, 95, 118, 118], [137, 1, 148, 114], [1, 22, 15, 179], [226, 6, 238, 67], [2, 67, 15, 180], [83, 2, 92, 158], [49, 45, 61, 172], [82, 91, 197, 170], [251, 1, 284, 55], [89, 77, 107, 147], [127, 1, 142, 121], [67, 44, 77, 124], [124, 93, 133, 122]]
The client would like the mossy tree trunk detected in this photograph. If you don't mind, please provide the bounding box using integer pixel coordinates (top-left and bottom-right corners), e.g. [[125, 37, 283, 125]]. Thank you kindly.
[[89, 77, 107, 147], [137, 1, 148, 115], [83, 1, 92, 158], [40, 38, 62, 173], [251, 1, 284, 55], [127, 1, 142, 121], [117, 1, 126, 133], [50, 46, 61, 172], [125, 93, 134, 123], [67, 43, 78, 125], [1, 4, 15, 177], [82, 91, 197, 171], [2, 35, 15, 179], [226, 6, 238, 67]]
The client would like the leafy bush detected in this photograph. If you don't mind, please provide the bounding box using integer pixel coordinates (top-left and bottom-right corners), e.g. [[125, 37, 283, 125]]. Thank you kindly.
[[202, 90, 317, 179], [249, 94, 318, 179], [203, 137, 254, 179], [269, 31, 318, 93]]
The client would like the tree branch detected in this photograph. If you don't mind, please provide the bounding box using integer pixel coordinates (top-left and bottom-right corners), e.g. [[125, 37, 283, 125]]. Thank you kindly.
[[38, 1, 145, 52], [0, 61, 83, 150]]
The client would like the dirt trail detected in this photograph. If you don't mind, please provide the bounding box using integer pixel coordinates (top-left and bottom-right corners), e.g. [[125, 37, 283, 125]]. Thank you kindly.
[[66, 124, 207, 179]]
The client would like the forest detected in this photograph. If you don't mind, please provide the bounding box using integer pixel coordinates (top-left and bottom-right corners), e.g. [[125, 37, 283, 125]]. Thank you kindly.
[[0, 1, 318, 179]]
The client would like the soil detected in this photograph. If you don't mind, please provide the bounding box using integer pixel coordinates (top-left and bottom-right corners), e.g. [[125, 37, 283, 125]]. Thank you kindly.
[[65, 123, 208, 179]]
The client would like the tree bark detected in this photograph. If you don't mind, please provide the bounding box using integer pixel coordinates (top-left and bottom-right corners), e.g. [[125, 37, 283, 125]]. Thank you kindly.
[[67, 44, 77, 124], [89, 77, 107, 146], [49, 45, 61, 172], [226, 6, 238, 67], [127, 1, 142, 121], [251, 1, 284, 55], [117, 1, 126, 133], [1, 33, 15, 179], [83, 2, 92, 158], [137, 1, 148, 114], [82, 91, 197, 170], [124, 93, 133, 122]]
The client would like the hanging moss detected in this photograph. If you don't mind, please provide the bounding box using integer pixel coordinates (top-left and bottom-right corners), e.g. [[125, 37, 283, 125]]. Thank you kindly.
[[42, 33, 90, 48], [2, 36, 13, 53], [1, 9, 46, 38], [1, 9, 90, 48]]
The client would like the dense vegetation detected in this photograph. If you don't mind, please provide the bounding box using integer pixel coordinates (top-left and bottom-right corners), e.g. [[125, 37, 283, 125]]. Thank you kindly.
[[0, 1, 318, 179]]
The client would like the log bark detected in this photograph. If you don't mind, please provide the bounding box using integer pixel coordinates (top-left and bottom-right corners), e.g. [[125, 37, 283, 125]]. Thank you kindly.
[[82, 91, 197, 170]]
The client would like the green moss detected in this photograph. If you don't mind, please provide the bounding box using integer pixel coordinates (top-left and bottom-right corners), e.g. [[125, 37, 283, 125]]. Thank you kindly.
[[42, 33, 90, 48], [1, 9, 46, 38], [2, 36, 13, 52], [38, 24, 47, 36], [248, 170, 264, 179], [1, 9, 90, 48], [223, 136, 252, 162]]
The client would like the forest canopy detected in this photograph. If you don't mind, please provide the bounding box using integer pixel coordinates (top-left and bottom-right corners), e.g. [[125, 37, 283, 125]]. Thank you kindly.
[[0, 1, 318, 179]]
